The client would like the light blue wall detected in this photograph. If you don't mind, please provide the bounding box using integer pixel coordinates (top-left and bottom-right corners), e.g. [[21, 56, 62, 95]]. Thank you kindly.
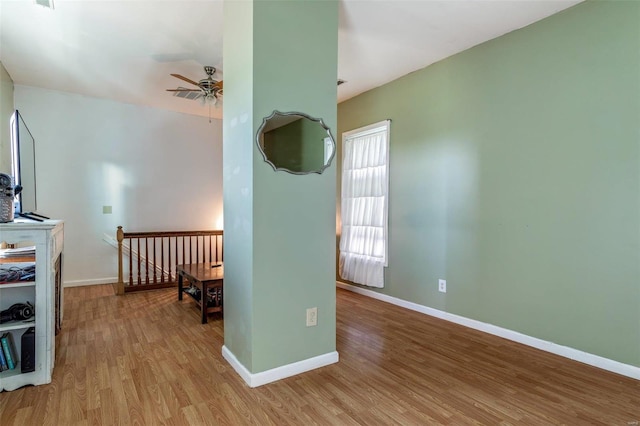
[[0, 62, 14, 173], [337, 1, 640, 367], [15, 86, 221, 284]]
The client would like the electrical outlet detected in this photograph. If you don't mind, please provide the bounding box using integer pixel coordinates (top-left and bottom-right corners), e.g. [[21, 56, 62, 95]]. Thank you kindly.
[[438, 279, 447, 293], [306, 307, 318, 327]]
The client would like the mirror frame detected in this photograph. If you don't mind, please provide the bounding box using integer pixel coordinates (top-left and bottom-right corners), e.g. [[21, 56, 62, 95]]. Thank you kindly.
[[256, 110, 336, 175]]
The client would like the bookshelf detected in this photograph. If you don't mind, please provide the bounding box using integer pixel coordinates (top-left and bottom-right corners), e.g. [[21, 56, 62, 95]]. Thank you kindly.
[[0, 220, 64, 391]]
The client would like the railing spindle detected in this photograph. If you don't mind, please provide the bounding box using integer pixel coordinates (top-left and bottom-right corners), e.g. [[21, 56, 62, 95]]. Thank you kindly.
[[209, 235, 217, 262], [161, 238, 165, 283], [137, 238, 142, 285], [182, 236, 185, 266], [144, 238, 149, 284], [168, 237, 172, 281], [128, 238, 133, 287], [152, 237, 157, 283], [173, 237, 177, 281]]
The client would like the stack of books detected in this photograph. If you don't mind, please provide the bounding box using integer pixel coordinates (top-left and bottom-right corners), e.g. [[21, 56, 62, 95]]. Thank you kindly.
[[0, 332, 17, 371], [0, 246, 36, 259]]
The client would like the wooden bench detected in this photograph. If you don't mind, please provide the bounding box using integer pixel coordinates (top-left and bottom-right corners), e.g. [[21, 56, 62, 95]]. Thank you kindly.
[[177, 262, 223, 324]]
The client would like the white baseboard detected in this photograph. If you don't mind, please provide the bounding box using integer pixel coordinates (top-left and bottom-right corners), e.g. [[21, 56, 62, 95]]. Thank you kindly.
[[336, 281, 640, 381], [222, 345, 339, 388], [64, 277, 117, 288]]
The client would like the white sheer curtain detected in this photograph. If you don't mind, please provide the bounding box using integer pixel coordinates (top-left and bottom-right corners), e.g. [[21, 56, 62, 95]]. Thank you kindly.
[[339, 121, 390, 288]]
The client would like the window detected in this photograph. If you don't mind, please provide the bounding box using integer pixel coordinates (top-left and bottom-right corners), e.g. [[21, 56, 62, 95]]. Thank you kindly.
[[339, 120, 390, 288]]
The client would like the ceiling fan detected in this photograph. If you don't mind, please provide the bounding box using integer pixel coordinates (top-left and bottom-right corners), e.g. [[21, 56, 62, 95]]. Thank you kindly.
[[166, 65, 223, 104]]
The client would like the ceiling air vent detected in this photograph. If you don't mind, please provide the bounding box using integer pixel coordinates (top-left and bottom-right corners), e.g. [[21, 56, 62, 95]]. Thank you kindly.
[[172, 87, 201, 101], [34, 0, 54, 9]]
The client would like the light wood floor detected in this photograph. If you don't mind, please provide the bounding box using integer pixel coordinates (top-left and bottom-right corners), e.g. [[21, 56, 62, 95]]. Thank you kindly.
[[1, 284, 638, 425]]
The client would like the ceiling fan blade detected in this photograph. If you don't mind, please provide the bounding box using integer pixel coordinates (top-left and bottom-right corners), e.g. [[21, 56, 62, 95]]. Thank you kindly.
[[214, 80, 223, 90], [166, 88, 201, 92], [170, 73, 200, 87]]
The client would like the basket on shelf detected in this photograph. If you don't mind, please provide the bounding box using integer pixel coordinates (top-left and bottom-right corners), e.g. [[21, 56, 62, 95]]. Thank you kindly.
[[0, 173, 15, 223]]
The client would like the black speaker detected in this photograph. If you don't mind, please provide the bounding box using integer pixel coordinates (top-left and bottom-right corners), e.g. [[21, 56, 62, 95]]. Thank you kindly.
[[21, 327, 35, 373]]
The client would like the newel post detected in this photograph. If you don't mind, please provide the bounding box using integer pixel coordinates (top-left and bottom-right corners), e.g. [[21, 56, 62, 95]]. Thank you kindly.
[[116, 226, 124, 295]]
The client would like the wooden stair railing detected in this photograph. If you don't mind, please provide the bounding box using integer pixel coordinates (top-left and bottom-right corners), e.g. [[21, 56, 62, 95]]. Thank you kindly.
[[115, 226, 223, 295]]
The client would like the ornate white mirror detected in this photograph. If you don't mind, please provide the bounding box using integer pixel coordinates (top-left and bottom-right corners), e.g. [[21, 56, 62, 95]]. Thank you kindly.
[[256, 111, 336, 175]]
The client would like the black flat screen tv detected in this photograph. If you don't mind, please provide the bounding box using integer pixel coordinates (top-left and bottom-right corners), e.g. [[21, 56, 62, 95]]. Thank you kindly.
[[10, 110, 47, 221]]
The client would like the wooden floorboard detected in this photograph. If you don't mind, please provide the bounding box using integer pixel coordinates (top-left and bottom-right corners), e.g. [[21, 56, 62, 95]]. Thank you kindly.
[[1, 284, 638, 425]]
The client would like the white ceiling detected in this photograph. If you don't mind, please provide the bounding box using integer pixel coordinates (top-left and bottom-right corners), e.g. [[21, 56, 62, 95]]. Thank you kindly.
[[0, 0, 582, 120]]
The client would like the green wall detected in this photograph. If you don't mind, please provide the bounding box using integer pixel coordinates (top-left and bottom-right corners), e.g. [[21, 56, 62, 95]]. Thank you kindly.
[[337, 0, 640, 367], [224, 0, 338, 374], [222, 0, 255, 370]]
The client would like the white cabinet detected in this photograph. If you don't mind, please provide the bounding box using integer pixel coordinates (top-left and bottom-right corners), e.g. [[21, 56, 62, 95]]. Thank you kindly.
[[0, 220, 64, 391]]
